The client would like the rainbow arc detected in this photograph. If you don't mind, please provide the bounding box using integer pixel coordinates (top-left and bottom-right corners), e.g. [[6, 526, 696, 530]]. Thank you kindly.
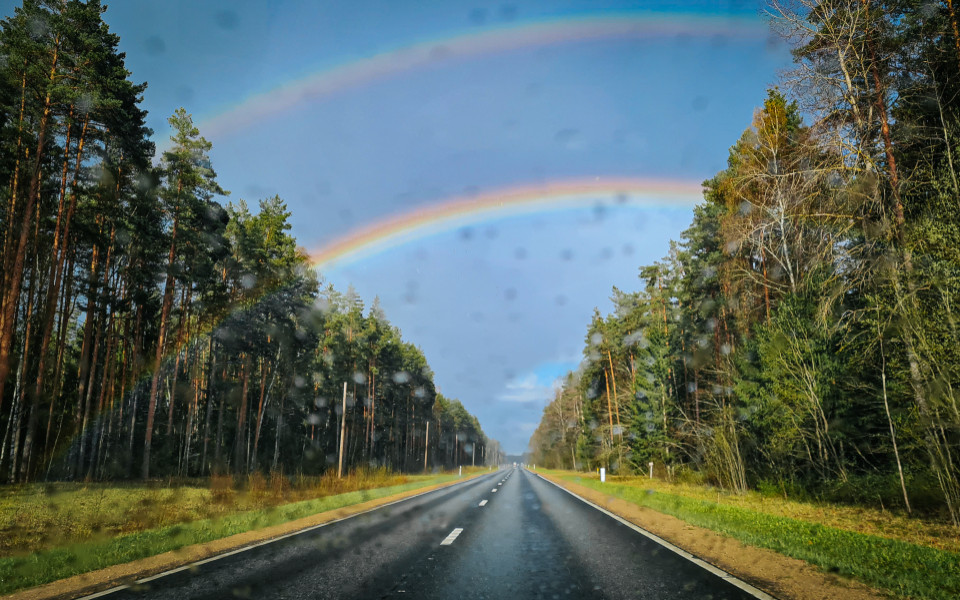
[[308, 177, 703, 270], [194, 12, 766, 140]]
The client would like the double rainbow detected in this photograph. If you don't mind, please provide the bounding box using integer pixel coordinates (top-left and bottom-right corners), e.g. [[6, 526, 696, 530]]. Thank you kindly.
[[189, 12, 754, 268]]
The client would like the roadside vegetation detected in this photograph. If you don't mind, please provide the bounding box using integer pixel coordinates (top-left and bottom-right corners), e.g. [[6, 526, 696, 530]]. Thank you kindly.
[[546, 470, 960, 600], [529, 0, 960, 532], [544, 468, 958, 553], [1, 468, 407, 555], [0, 467, 487, 594]]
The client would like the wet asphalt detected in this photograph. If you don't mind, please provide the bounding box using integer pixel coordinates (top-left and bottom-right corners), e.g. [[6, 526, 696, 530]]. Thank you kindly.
[[89, 467, 757, 600]]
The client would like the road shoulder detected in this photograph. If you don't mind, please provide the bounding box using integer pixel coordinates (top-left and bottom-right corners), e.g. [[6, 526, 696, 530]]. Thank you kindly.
[[534, 470, 886, 600]]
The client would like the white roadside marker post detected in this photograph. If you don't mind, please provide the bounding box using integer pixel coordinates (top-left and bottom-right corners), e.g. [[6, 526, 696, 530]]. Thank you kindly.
[[649, 461, 654, 479], [600, 467, 605, 483], [424, 421, 429, 471]]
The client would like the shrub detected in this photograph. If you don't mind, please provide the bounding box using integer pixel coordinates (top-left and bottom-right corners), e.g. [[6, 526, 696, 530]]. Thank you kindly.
[[247, 472, 268, 507], [209, 475, 234, 504]]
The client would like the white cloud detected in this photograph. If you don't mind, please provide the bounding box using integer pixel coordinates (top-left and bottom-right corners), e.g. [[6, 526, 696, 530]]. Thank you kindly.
[[497, 372, 561, 404]]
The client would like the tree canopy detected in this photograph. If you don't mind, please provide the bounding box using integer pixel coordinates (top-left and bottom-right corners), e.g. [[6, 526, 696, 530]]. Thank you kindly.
[[0, 0, 499, 483]]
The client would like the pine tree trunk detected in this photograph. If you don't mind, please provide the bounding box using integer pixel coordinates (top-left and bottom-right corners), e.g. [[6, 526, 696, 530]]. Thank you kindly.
[[1, 68, 28, 294], [0, 38, 61, 416], [34, 116, 87, 421], [252, 358, 269, 471], [606, 350, 621, 439], [73, 241, 100, 477], [272, 392, 284, 472], [201, 339, 216, 475], [603, 368, 614, 446], [370, 367, 376, 462], [167, 286, 191, 434], [142, 200, 181, 479], [214, 369, 226, 473], [78, 305, 104, 479], [7, 265, 38, 481], [43, 258, 74, 464], [234, 355, 250, 473]]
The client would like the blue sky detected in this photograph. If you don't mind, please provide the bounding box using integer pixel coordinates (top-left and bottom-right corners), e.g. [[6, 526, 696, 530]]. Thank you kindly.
[[96, 0, 792, 453]]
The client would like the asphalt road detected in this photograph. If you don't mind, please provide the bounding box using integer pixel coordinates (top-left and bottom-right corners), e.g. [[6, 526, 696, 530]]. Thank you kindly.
[[89, 468, 762, 600]]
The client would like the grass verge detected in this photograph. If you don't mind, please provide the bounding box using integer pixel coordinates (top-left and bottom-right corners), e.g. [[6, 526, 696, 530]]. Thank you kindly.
[[551, 471, 959, 600], [0, 471, 472, 596]]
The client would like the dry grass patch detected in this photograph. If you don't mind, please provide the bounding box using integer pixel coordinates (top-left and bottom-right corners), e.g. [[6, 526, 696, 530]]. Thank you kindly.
[[0, 467, 430, 557]]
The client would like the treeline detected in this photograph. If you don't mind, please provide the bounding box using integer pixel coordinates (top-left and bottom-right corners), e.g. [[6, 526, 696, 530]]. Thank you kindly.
[[530, 0, 960, 524], [0, 0, 498, 483]]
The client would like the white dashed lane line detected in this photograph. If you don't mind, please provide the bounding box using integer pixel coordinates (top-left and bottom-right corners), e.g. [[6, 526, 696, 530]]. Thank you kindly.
[[492, 488, 497, 492], [479, 500, 488, 507], [440, 528, 464, 546]]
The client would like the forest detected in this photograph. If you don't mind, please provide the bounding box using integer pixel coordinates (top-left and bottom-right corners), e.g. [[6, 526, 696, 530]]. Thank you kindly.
[[0, 0, 499, 484], [530, 0, 960, 526]]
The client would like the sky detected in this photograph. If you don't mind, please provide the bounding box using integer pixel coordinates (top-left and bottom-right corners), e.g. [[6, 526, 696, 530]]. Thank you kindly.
[[93, 0, 792, 454]]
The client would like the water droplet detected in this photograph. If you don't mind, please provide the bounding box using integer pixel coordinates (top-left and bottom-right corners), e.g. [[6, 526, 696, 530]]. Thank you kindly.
[[555, 128, 583, 150], [215, 10, 239, 30], [468, 7, 487, 25], [144, 36, 166, 55]]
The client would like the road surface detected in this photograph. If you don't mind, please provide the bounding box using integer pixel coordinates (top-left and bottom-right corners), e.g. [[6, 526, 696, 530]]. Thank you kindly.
[[87, 467, 764, 599]]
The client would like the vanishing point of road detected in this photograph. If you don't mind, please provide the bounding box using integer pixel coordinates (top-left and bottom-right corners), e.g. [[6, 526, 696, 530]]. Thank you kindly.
[[84, 467, 768, 600]]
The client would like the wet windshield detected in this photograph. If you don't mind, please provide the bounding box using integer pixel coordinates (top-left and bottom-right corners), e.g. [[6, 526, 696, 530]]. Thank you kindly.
[[0, 1, 957, 599]]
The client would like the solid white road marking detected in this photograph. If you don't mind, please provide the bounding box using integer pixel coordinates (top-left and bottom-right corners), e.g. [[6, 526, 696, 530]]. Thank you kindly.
[[479, 500, 488, 506], [531, 472, 776, 600], [440, 528, 464, 545]]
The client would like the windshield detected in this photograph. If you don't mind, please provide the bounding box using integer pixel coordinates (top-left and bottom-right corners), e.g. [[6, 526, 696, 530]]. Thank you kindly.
[[0, 1, 957, 599]]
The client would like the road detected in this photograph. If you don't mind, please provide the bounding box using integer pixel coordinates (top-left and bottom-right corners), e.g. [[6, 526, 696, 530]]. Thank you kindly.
[[87, 467, 764, 600]]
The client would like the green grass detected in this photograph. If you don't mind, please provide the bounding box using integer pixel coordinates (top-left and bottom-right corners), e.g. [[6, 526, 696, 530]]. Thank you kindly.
[[0, 473, 463, 595], [558, 474, 960, 600]]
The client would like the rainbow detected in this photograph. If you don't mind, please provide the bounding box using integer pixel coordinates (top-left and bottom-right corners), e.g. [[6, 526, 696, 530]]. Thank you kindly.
[[308, 177, 703, 270], [197, 12, 767, 140]]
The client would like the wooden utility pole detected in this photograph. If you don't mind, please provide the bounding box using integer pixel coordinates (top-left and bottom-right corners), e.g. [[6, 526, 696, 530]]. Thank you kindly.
[[338, 382, 347, 479], [424, 421, 429, 471]]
